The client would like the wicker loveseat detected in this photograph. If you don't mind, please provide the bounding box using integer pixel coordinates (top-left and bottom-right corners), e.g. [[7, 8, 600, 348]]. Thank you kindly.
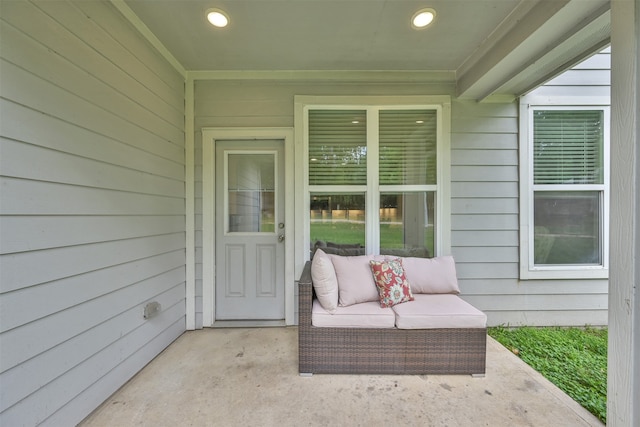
[[298, 259, 487, 376]]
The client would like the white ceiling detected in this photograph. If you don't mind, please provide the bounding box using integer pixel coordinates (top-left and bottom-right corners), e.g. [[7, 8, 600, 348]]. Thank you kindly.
[[121, 0, 611, 100]]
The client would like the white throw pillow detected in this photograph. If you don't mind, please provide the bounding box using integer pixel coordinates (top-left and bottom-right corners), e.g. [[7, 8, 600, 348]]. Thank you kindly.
[[331, 254, 379, 306], [310, 248, 339, 313], [402, 255, 461, 294]]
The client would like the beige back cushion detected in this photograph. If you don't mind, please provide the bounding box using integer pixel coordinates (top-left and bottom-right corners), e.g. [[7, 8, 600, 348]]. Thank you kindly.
[[402, 255, 461, 294], [331, 254, 379, 306], [310, 249, 339, 313]]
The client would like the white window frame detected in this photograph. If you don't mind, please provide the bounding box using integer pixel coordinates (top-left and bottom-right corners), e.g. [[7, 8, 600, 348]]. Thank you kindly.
[[294, 95, 451, 272], [519, 95, 610, 280]]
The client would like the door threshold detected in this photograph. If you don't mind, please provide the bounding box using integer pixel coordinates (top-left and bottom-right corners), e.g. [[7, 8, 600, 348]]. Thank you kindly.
[[210, 320, 286, 328]]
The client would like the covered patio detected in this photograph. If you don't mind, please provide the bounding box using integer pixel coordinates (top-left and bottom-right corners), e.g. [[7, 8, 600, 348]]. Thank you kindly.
[[80, 327, 602, 426], [1, 1, 637, 425]]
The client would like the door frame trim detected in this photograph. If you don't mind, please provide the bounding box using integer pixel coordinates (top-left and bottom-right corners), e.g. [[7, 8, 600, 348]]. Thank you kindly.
[[202, 127, 295, 327]]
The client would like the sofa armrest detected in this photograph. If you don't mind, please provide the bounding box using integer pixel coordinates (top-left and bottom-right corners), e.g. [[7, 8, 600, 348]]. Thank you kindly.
[[298, 261, 313, 328]]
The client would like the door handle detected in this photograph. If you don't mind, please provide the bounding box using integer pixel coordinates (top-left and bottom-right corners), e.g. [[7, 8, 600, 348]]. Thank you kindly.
[[278, 234, 285, 242]]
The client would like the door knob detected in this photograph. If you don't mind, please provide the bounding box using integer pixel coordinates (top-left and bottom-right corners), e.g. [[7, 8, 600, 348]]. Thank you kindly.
[[278, 234, 285, 242]]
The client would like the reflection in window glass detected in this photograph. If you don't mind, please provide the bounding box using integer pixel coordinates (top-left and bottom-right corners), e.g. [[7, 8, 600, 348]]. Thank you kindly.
[[534, 191, 601, 265], [308, 110, 367, 185], [310, 193, 365, 257], [533, 110, 604, 185], [227, 154, 275, 233], [380, 192, 435, 258], [379, 110, 437, 185]]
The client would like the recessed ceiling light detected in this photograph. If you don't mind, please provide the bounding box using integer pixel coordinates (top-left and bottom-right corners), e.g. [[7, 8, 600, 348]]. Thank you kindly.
[[207, 8, 229, 28], [411, 8, 436, 29]]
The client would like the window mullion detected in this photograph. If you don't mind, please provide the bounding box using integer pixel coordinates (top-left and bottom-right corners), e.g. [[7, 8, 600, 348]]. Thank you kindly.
[[367, 107, 380, 254]]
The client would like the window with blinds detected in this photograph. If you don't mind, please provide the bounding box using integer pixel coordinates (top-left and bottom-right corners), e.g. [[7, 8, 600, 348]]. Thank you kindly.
[[306, 104, 442, 257], [308, 110, 367, 185], [379, 110, 437, 185], [530, 108, 607, 268], [533, 110, 604, 185]]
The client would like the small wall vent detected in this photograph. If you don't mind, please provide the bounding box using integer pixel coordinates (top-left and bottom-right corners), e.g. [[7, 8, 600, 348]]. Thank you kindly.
[[144, 301, 161, 319]]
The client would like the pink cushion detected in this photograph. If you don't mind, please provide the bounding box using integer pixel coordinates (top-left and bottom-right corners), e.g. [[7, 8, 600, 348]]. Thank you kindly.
[[310, 249, 339, 314], [402, 255, 461, 294], [369, 259, 414, 307], [391, 294, 487, 329], [331, 254, 379, 306], [311, 300, 396, 328]]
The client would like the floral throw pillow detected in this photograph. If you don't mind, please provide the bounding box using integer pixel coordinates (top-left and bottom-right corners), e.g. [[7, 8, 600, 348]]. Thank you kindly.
[[369, 259, 414, 308]]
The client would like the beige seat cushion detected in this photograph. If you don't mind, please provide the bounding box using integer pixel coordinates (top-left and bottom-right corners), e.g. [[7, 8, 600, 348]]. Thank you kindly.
[[391, 294, 487, 329], [311, 300, 396, 328]]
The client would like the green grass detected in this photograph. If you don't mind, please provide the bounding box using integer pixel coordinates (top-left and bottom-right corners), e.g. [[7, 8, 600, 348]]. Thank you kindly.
[[488, 326, 607, 423], [310, 221, 434, 254], [310, 222, 365, 245]]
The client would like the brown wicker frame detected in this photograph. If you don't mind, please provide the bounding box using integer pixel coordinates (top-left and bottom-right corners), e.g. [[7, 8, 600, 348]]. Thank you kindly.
[[298, 261, 487, 375]]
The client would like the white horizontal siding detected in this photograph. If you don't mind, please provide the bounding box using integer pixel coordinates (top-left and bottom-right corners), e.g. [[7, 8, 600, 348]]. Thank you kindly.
[[0, 251, 185, 332], [1, 271, 185, 417], [0, 1, 185, 426], [486, 310, 609, 327], [461, 278, 608, 295], [1, 234, 184, 294], [459, 276, 608, 327], [465, 293, 608, 311], [1, 100, 184, 180], [529, 48, 611, 98], [1, 215, 185, 254], [1, 139, 184, 196], [0, 177, 184, 216]]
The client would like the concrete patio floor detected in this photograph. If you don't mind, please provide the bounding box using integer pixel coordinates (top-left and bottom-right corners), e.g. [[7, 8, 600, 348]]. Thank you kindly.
[[80, 327, 603, 427]]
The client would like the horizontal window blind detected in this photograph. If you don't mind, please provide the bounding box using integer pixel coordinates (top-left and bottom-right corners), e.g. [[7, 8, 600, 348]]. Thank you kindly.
[[379, 110, 437, 185], [533, 110, 604, 185], [308, 110, 367, 185]]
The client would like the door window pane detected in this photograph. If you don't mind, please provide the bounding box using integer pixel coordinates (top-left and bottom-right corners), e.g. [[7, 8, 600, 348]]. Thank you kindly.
[[227, 154, 275, 232], [310, 193, 365, 257], [380, 192, 434, 258], [534, 191, 601, 265]]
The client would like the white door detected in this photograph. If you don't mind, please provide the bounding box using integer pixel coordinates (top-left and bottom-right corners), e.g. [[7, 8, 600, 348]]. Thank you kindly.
[[214, 140, 285, 320]]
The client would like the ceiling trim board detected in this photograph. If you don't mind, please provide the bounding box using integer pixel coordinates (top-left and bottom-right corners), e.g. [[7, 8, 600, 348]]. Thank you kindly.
[[187, 70, 456, 83], [456, 0, 558, 79], [456, 0, 570, 96]]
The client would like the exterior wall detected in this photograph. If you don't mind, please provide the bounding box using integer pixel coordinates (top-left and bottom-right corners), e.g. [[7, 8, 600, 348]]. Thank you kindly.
[[194, 81, 456, 328], [193, 71, 608, 328], [0, 1, 186, 425], [452, 101, 608, 326], [483, 47, 610, 326]]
